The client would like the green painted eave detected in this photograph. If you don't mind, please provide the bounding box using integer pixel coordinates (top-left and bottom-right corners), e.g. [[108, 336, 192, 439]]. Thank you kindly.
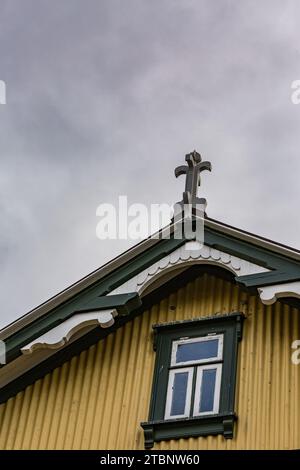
[[203, 227, 300, 288], [3, 223, 300, 367], [4, 236, 185, 364]]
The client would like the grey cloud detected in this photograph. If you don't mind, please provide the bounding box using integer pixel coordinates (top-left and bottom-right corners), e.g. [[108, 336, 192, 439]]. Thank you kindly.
[[0, 0, 300, 328]]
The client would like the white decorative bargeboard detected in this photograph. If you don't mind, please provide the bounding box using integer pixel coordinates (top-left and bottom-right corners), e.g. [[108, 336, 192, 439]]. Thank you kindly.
[[258, 281, 300, 305], [108, 241, 270, 296], [21, 309, 116, 355]]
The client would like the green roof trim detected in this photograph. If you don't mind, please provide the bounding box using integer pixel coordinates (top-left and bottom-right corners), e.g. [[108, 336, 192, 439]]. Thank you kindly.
[[2, 221, 300, 375], [204, 228, 300, 288], [3, 237, 186, 364]]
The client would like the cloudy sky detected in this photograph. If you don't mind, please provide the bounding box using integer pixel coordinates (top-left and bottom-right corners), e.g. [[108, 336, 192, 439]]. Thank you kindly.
[[0, 0, 300, 329]]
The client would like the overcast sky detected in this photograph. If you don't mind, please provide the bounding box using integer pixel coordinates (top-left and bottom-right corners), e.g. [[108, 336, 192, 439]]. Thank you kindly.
[[0, 0, 300, 329]]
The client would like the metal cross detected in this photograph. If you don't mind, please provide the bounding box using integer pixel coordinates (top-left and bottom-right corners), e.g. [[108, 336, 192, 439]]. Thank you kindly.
[[175, 150, 212, 206]]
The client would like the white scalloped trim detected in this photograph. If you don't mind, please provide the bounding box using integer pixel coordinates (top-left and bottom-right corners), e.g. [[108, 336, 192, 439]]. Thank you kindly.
[[258, 281, 300, 305], [109, 241, 270, 296], [21, 309, 116, 355]]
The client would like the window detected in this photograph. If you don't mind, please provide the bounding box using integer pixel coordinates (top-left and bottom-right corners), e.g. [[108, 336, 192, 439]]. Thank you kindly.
[[165, 367, 193, 419], [141, 313, 244, 449], [165, 335, 223, 420], [193, 363, 222, 416]]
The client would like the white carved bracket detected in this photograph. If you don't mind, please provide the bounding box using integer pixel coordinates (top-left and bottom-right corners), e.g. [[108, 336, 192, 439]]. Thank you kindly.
[[258, 281, 300, 305], [21, 309, 116, 355], [108, 241, 270, 296]]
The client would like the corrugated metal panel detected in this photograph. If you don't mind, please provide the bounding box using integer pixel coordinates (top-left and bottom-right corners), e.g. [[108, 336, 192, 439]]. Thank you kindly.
[[0, 272, 299, 449]]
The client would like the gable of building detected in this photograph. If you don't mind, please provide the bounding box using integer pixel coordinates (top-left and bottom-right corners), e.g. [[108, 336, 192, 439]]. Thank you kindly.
[[0, 267, 299, 450], [1, 215, 300, 406]]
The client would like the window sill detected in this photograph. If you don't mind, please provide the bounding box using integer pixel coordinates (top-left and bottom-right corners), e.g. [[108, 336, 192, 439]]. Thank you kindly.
[[141, 413, 237, 449]]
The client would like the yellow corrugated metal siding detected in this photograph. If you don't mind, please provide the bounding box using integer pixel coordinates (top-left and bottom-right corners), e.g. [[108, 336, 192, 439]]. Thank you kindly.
[[0, 272, 299, 449]]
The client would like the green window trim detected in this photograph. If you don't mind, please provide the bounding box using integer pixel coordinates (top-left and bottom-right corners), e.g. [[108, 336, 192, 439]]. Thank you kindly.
[[141, 312, 244, 449]]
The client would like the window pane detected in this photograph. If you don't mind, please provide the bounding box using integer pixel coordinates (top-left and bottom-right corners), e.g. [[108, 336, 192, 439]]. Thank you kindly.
[[170, 372, 189, 416], [199, 368, 217, 413], [176, 339, 219, 363]]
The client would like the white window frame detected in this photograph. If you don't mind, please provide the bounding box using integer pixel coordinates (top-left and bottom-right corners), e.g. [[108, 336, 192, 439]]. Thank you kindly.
[[171, 334, 224, 367], [164, 367, 193, 420], [193, 363, 222, 416]]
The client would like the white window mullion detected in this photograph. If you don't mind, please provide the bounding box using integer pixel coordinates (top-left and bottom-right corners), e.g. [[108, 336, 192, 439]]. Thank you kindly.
[[164, 367, 193, 420], [193, 363, 222, 416]]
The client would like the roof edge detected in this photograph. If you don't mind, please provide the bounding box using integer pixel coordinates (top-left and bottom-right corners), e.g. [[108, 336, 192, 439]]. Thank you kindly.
[[1, 215, 300, 341]]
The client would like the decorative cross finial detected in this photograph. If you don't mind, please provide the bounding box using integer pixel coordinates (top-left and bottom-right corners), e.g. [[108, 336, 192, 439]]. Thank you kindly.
[[175, 150, 212, 207]]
